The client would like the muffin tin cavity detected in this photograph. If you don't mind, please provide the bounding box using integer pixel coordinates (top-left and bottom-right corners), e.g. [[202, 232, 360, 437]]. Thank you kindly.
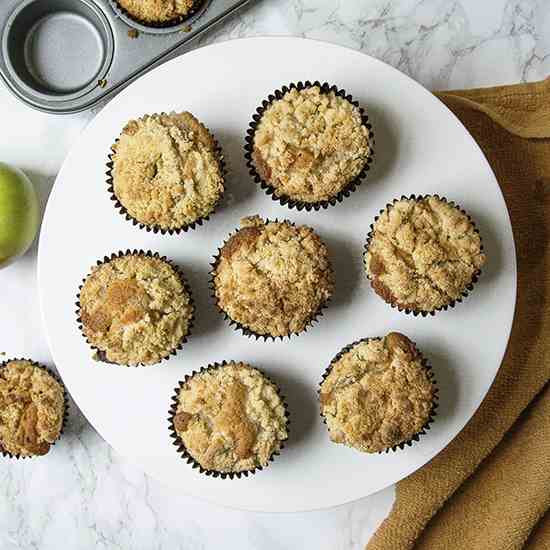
[[2, 0, 113, 101]]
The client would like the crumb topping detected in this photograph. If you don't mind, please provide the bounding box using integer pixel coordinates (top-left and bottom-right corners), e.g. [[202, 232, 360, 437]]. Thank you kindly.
[[174, 362, 288, 473], [118, 0, 195, 23], [320, 333, 435, 453], [111, 112, 224, 230], [0, 360, 64, 457], [252, 86, 371, 203], [213, 215, 334, 337], [365, 196, 486, 312], [79, 254, 193, 366]]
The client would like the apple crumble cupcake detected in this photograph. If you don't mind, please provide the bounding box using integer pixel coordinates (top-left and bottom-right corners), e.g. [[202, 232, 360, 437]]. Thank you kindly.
[[108, 112, 224, 234], [364, 195, 486, 315], [114, 0, 200, 27], [77, 251, 194, 366], [319, 333, 437, 453], [168, 361, 289, 478], [211, 215, 334, 339], [0, 359, 67, 458], [245, 81, 374, 210]]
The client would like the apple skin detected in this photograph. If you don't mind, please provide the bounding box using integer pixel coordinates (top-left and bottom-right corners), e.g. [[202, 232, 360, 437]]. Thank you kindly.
[[0, 163, 40, 269]]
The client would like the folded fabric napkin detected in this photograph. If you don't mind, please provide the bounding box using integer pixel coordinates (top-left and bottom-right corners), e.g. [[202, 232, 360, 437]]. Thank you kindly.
[[368, 77, 550, 550]]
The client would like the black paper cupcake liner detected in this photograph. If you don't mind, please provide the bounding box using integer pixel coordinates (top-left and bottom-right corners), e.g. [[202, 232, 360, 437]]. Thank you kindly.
[[75, 249, 195, 367], [0, 358, 69, 459], [363, 194, 484, 317], [167, 361, 290, 479], [318, 337, 438, 453], [106, 113, 227, 235], [208, 219, 334, 341], [109, 0, 209, 32], [244, 80, 375, 211]]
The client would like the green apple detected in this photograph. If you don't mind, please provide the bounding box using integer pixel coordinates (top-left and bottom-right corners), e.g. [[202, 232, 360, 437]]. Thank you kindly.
[[0, 163, 40, 268]]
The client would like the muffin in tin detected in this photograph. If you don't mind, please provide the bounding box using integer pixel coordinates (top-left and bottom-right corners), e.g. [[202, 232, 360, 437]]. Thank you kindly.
[[0, 360, 66, 457], [78, 252, 194, 366], [170, 361, 289, 476], [115, 0, 197, 25], [249, 83, 372, 207], [319, 332, 437, 453], [211, 215, 334, 338], [364, 195, 486, 315], [109, 112, 224, 233]]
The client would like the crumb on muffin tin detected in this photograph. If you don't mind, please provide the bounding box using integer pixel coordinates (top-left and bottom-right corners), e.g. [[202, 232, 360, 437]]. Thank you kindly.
[[78, 252, 194, 366], [171, 361, 288, 474], [251, 85, 372, 204], [364, 195, 486, 314], [212, 215, 334, 338], [0, 360, 65, 457], [319, 333, 436, 453], [110, 112, 224, 232]]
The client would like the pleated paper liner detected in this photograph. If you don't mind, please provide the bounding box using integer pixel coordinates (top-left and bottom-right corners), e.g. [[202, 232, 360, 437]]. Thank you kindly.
[[167, 361, 290, 479], [208, 219, 334, 341], [244, 80, 375, 211], [318, 337, 439, 454], [109, 0, 209, 32], [106, 114, 227, 235], [0, 358, 69, 459], [75, 250, 195, 367], [363, 194, 485, 317]]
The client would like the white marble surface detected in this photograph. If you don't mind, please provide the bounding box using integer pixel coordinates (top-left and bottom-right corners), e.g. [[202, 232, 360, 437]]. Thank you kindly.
[[0, 1, 548, 548]]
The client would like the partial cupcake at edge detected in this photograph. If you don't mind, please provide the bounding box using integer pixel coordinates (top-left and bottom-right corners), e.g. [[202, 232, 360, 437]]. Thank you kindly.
[[319, 332, 437, 453], [0, 359, 67, 458], [245, 82, 374, 210], [113, 0, 204, 28], [364, 195, 486, 316], [77, 251, 194, 366], [169, 361, 289, 478], [210, 215, 334, 339], [107, 112, 225, 234]]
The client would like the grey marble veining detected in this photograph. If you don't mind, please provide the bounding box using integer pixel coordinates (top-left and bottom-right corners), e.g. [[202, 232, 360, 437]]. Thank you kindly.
[[1, 1, 549, 549]]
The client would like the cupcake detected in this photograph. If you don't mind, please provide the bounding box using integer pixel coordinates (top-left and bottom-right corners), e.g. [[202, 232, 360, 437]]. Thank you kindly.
[[77, 251, 194, 366], [108, 112, 224, 234], [0, 359, 66, 457], [169, 361, 289, 477], [364, 195, 486, 315], [115, 0, 197, 26], [319, 332, 437, 453], [211, 215, 334, 339], [245, 82, 373, 210]]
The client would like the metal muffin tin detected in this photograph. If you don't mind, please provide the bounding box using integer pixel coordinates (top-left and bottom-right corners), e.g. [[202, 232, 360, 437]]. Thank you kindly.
[[0, 0, 252, 114]]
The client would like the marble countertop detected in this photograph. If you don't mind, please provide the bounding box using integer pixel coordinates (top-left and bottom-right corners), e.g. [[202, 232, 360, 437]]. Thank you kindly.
[[1, 1, 548, 549]]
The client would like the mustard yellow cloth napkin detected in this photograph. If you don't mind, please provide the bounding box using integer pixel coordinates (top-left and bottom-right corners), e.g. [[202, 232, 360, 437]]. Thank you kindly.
[[367, 77, 550, 550]]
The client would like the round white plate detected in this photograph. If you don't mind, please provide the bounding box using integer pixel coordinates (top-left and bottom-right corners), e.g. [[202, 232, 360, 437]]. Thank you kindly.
[[38, 37, 516, 512]]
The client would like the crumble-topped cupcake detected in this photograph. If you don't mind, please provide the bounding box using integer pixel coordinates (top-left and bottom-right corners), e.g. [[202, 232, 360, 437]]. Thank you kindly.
[[170, 361, 289, 476], [211, 215, 334, 338], [319, 333, 437, 453], [248, 83, 372, 208], [78, 252, 194, 366], [109, 112, 224, 233], [364, 195, 486, 315], [0, 360, 66, 457], [115, 0, 196, 25]]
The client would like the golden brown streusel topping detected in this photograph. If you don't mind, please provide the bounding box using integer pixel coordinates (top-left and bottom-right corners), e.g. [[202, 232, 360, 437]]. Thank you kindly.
[[112, 112, 223, 230], [174, 362, 288, 473], [252, 86, 371, 203], [79, 254, 193, 366], [213, 215, 334, 337], [118, 0, 195, 23], [365, 197, 486, 313], [0, 360, 64, 457], [320, 333, 435, 453]]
